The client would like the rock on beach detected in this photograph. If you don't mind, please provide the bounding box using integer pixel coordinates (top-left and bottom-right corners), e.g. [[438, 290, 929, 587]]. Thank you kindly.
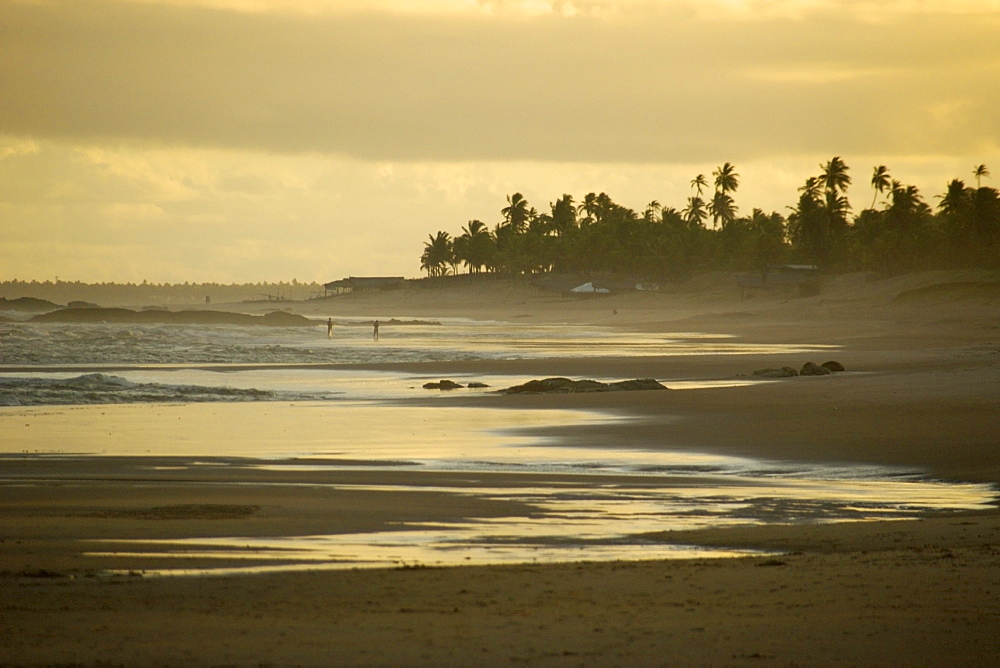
[[501, 377, 668, 394]]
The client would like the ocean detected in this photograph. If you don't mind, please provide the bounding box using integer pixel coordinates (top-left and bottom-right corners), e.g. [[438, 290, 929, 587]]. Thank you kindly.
[[1, 315, 994, 573]]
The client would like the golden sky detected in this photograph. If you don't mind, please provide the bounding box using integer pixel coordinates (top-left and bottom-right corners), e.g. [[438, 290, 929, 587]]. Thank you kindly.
[[2, 0, 998, 282]]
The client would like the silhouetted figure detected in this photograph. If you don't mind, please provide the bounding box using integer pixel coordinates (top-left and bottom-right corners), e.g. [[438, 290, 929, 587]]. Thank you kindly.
[[373, 320, 379, 340], [327, 318, 333, 338]]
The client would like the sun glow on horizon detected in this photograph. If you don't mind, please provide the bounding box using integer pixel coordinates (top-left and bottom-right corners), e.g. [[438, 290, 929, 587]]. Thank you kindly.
[[1, 0, 997, 282]]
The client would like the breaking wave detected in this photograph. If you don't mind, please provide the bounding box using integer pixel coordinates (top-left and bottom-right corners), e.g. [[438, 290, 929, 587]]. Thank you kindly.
[[0, 373, 333, 406]]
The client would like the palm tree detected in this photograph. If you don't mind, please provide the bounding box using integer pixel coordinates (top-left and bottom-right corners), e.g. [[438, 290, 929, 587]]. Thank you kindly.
[[501, 193, 531, 233], [420, 231, 452, 277], [643, 200, 662, 223], [576, 192, 600, 226], [821, 157, 851, 196], [709, 190, 737, 229], [936, 179, 970, 217], [709, 163, 740, 229], [523, 216, 555, 273], [682, 196, 708, 228], [490, 221, 535, 276], [973, 164, 990, 189], [870, 165, 891, 209], [748, 208, 787, 270], [455, 220, 493, 274], [799, 176, 823, 201], [888, 182, 929, 226], [713, 163, 739, 196], [788, 177, 827, 264], [548, 194, 577, 237], [594, 192, 615, 223], [821, 157, 851, 213], [971, 185, 1000, 243], [659, 206, 683, 227], [816, 157, 852, 264], [690, 174, 708, 197]]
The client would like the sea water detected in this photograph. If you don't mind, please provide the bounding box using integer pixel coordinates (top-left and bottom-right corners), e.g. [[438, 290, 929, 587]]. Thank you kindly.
[[0, 316, 994, 573], [0, 316, 828, 404]]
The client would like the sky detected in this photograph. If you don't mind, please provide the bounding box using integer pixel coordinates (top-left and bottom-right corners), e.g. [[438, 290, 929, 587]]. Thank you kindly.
[[2, 0, 999, 284]]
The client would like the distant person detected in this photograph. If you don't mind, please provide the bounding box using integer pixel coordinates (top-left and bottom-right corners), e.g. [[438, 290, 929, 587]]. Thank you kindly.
[[373, 320, 379, 340], [327, 318, 334, 338], [205, 295, 211, 305]]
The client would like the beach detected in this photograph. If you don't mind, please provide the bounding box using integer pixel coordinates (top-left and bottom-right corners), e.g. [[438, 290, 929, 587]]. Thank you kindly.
[[2, 269, 999, 665]]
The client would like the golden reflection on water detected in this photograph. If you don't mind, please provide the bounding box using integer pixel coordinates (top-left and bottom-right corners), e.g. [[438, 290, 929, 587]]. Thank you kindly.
[[86, 476, 995, 576], [5, 401, 996, 576], [2, 402, 606, 458]]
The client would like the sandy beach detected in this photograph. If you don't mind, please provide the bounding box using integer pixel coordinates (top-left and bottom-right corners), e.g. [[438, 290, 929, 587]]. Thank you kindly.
[[2, 269, 999, 665]]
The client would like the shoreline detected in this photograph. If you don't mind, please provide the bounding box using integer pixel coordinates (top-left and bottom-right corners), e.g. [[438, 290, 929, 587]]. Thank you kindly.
[[2, 269, 999, 664]]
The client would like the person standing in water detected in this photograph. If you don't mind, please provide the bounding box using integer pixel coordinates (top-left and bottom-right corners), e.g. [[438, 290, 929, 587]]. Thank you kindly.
[[326, 318, 334, 338], [373, 320, 379, 340]]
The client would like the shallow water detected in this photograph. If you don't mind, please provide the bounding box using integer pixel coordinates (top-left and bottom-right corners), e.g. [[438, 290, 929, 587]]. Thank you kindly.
[[0, 317, 836, 366], [0, 318, 827, 405], [1, 317, 994, 574], [6, 401, 995, 575], [88, 470, 994, 575]]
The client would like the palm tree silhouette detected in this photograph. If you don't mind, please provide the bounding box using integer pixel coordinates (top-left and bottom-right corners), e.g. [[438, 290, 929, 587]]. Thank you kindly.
[[710, 163, 739, 228], [501, 193, 531, 233], [576, 192, 599, 225], [548, 194, 577, 237], [821, 157, 851, 196], [708, 191, 737, 229], [713, 163, 739, 196], [819, 157, 852, 250], [420, 231, 453, 277], [690, 174, 708, 197], [644, 200, 662, 223], [455, 220, 492, 274], [870, 165, 891, 209], [936, 179, 966, 213], [788, 177, 826, 265], [973, 164, 990, 189], [889, 181, 927, 219], [682, 196, 708, 228]]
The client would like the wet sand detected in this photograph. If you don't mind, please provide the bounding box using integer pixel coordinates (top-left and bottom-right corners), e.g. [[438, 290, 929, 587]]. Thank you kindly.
[[2, 269, 999, 665]]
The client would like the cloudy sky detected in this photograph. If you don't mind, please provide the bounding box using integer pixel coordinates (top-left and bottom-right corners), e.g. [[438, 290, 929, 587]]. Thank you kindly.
[[2, 0, 998, 283]]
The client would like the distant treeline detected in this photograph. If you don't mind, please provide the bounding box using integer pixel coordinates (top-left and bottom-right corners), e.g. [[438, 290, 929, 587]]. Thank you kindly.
[[0, 280, 325, 307], [420, 160, 1000, 280]]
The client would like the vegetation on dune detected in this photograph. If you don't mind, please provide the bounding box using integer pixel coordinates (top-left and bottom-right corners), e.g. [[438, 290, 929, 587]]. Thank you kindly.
[[420, 160, 1000, 280]]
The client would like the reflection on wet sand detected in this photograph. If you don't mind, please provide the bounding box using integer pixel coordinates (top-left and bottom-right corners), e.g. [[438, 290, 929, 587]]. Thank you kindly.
[[84, 473, 995, 576], [4, 400, 996, 576]]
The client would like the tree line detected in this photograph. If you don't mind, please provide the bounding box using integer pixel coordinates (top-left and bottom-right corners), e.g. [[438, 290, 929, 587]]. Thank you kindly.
[[0, 280, 324, 305], [420, 160, 999, 280]]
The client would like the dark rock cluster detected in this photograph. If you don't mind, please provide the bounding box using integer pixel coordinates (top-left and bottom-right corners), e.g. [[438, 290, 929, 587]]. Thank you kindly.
[[422, 380, 491, 390], [752, 361, 845, 378], [424, 377, 668, 393], [501, 377, 668, 394]]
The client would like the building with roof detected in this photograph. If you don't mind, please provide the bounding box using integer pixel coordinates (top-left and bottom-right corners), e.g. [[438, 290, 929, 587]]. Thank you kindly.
[[323, 276, 406, 296]]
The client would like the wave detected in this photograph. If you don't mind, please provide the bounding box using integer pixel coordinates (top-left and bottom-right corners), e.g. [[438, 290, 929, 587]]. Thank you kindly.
[[0, 322, 490, 366], [28, 307, 315, 327], [0, 373, 333, 406]]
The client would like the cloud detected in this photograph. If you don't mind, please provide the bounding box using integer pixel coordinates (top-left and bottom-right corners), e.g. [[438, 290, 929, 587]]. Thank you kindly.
[[3, 1, 998, 283], [4, 132, 982, 283], [3, 0, 998, 164]]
